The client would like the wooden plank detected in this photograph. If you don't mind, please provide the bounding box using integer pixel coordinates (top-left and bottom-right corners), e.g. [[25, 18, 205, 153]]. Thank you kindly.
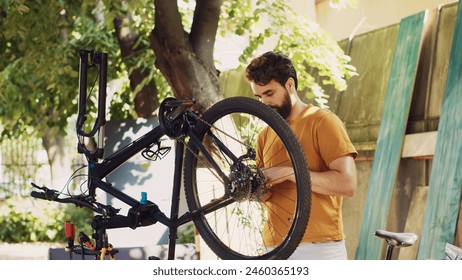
[[355, 131, 437, 160], [398, 186, 428, 260], [417, 3, 462, 260], [355, 11, 427, 260], [401, 131, 437, 158]]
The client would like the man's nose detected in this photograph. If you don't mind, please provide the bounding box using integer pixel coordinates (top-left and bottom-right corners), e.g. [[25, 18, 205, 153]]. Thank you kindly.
[[260, 95, 270, 105]]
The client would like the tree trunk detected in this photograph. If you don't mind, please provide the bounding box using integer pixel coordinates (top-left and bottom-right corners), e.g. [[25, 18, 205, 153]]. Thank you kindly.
[[150, 0, 223, 112], [114, 14, 159, 118]]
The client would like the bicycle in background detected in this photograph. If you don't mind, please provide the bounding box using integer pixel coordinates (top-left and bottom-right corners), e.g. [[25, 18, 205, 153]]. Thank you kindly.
[[375, 229, 461, 260]]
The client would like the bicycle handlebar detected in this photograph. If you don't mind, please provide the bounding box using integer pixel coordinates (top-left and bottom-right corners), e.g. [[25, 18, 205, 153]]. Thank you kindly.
[[30, 190, 55, 200], [31, 182, 158, 230], [30, 182, 102, 213]]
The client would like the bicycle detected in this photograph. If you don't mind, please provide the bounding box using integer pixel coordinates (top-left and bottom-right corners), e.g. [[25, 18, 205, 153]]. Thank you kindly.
[[30, 50, 312, 260], [375, 229, 462, 260]]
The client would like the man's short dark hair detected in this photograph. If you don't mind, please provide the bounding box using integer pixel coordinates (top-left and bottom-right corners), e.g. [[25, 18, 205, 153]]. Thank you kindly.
[[245, 51, 298, 90]]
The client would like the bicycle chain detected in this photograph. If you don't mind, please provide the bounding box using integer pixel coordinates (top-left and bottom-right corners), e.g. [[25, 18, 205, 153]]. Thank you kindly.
[[190, 111, 253, 149], [177, 136, 224, 184], [177, 111, 268, 202], [173, 111, 240, 181], [179, 111, 252, 183]]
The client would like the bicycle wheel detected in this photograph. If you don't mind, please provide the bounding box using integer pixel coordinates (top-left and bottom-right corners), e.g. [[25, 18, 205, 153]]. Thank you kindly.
[[184, 97, 311, 259]]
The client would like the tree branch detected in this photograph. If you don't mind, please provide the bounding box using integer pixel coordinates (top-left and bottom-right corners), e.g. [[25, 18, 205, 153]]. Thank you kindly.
[[152, 0, 186, 48], [150, 0, 222, 110], [190, 0, 222, 68], [114, 14, 159, 117]]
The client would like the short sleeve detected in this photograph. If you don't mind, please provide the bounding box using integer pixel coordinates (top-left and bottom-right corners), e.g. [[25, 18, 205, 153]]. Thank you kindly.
[[315, 112, 357, 166]]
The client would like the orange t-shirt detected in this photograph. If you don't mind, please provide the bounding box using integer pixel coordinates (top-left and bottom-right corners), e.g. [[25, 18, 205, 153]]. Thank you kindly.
[[257, 104, 357, 245]]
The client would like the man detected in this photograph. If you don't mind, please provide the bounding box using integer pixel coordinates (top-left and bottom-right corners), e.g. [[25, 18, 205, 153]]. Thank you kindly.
[[246, 51, 357, 260]]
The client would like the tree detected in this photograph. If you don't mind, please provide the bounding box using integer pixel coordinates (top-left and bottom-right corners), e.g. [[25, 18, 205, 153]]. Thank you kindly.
[[0, 0, 357, 185], [0, 1, 118, 186]]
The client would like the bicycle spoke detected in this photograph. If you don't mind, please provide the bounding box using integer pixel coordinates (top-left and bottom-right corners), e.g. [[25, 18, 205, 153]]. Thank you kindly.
[[184, 97, 311, 259]]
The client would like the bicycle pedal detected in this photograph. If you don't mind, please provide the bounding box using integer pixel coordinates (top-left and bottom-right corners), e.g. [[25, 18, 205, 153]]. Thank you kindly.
[[148, 256, 161, 260]]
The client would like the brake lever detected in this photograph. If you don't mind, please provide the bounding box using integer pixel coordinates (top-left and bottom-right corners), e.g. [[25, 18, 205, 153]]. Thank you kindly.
[[31, 182, 48, 191], [31, 182, 60, 200]]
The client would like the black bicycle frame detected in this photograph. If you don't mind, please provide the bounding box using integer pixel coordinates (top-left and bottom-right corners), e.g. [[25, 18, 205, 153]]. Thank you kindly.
[[89, 130, 185, 259], [76, 50, 235, 260]]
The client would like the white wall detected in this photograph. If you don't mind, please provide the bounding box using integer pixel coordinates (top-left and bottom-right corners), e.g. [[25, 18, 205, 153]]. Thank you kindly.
[[315, 0, 458, 40], [103, 118, 177, 248]]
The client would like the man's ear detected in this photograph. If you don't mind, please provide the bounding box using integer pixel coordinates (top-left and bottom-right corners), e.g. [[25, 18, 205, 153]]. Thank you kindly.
[[285, 78, 295, 91]]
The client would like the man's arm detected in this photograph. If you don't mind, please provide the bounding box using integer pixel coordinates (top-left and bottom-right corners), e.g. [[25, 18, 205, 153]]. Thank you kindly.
[[263, 155, 357, 197], [310, 155, 356, 197]]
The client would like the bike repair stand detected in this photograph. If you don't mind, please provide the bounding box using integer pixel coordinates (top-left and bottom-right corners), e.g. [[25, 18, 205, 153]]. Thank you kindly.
[[65, 221, 76, 260], [65, 220, 119, 260]]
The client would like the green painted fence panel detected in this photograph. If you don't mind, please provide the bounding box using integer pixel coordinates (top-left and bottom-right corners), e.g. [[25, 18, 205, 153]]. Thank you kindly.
[[417, 3, 462, 260], [355, 11, 427, 260]]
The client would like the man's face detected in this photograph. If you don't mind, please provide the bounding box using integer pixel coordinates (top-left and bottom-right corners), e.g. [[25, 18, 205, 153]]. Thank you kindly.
[[251, 79, 292, 120]]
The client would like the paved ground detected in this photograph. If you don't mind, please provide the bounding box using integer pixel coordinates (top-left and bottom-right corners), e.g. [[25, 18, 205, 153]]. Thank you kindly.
[[0, 243, 197, 260], [0, 243, 59, 260]]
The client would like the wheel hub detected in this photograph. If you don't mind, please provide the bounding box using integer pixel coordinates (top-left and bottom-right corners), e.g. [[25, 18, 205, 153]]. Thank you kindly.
[[228, 163, 267, 202]]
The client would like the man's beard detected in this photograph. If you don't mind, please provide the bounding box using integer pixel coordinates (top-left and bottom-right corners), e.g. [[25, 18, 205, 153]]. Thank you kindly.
[[272, 90, 292, 120]]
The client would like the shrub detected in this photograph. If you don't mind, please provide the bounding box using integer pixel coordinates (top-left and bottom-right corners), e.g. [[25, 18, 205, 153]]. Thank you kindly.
[[0, 195, 93, 243]]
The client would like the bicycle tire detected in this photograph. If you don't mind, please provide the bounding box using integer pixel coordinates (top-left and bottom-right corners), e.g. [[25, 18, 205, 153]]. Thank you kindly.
[[184, 97, 311, 259]]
